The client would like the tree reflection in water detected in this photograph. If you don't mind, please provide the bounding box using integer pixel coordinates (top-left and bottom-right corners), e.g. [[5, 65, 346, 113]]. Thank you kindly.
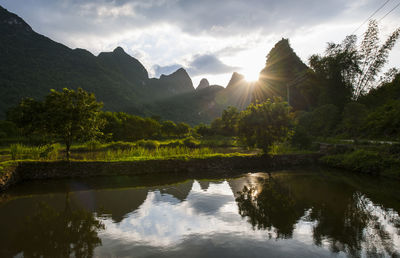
[[236, 177, 302, 238], [235, 176, 400, 257], [15, 193, 104, 257]]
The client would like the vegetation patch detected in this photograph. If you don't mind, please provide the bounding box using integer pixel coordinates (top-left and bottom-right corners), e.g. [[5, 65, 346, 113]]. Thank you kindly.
[[320, 149, 400, 178]]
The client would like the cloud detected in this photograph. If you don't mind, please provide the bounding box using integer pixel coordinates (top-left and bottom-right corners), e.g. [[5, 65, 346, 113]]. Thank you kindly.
[[153, 53, 239, 78], [1, 0, 399, 86], [153, 64, 182, 77], [2, 0, 387, 38], [187, 54, 239, 76]]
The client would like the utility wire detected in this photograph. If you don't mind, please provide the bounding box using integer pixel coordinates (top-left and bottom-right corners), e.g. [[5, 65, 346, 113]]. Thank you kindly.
[[351, 0, 391, 34], [378, 1, 400, 21]]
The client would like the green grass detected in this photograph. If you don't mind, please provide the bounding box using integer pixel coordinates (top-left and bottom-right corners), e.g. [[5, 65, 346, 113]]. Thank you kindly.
[[0, 137, 320, 163], [74, 146, 238, 161], [198, 136, 237, 148], [8, 143, 61, 161], [269, 142, 316, 155], [320, 149, 400, 178]]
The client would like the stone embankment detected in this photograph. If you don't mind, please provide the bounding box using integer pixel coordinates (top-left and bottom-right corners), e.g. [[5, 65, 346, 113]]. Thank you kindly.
[[0, 154, 323, 191]]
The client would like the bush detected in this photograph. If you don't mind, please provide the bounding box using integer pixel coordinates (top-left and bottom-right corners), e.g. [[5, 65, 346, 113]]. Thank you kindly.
[[182, 137, 199, 148], [106, 141, 136, 150], [321, 149, 391, 174], [10, 144, 20, 160], [164, 140, 183, 148], [85, 140, 102, 152], [199, 136, 235, 148], [291, 127, 312, 149], [238, 99, 294, 153], [9, 143, 61, 160], [136, 140, 160, 149]]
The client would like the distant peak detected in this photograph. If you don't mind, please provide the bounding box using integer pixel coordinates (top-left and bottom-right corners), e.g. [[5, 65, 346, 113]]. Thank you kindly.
[[232, 72, 244, 78], [170, 67, 189, 77], [226, 72, 245, 88], [175, 67, 187, 73], [113, 46, 125, 54], [197, 78, 210, 90]]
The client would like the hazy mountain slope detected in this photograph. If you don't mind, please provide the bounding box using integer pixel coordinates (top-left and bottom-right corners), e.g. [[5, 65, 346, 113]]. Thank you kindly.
[[254, 38, 318, 110], [144, 72, 256, 125], [145, 85, 225, 125], [0, 5, 194, 118], [0, 5, 320, 124]]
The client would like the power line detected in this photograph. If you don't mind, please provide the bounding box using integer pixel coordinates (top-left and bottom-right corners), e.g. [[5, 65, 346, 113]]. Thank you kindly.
[[352, 0, 391, 34], [378, 1, 400, 21]]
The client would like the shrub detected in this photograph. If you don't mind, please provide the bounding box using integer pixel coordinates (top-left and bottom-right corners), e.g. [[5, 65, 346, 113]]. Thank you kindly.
[[321, 149, 391, 174], [85, 140, 102, 152], [106, 141, 136, 150], [136, 140, 160, 149], [291, 127, 312, 149], [200, 136, 235, 148], [164, 140, 183, 148], [10, 144, 20, 160], [9, 143, 58, 160], [182, 137, 199, 148]]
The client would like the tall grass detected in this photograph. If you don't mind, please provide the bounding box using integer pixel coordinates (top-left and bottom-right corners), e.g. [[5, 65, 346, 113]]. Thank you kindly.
[[81, 146, 215, 161], [10, 143, 61, 160]]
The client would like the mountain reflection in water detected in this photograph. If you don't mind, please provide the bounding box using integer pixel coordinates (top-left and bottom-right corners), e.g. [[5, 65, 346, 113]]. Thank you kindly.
[[0, 170, 399, 257]]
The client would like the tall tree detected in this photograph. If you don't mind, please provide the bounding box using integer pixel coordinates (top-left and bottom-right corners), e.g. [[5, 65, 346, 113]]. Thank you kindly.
[[354, 20, 400, 98], [310, 20, 400, 105], [45, 88, 104, 160], [238, 98, 294, 153], [309, 35, 359, 109], [10, 88, 104, 160]]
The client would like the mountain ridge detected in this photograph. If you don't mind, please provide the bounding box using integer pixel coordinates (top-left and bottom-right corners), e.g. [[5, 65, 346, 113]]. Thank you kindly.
[[0, 5, 196, 119], [0, 5, 315, 124]]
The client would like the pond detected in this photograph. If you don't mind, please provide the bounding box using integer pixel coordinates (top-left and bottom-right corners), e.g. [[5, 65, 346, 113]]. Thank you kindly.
[[0, 168, 399, 257]]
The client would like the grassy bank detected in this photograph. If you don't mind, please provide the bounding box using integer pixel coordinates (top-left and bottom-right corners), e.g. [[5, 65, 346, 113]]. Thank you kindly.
[[320, 146, 400, 179], [0, 136, 317, 163], [0, 153, 323, 192]]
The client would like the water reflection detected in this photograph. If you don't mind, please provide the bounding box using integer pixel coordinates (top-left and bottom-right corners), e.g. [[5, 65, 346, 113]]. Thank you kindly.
[[7, 194, 104, 257], [0, 170, 400, 257], [235, 174, 400, 257]]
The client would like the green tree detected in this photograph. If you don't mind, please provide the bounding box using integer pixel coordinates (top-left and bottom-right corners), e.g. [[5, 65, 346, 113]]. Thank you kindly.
[[310, 20, 400, 106], [7, 98, 47, 139], [340, 102, 368, 137], [309, 35, 359, 109], [0, 120, 18, 138], [143, 117, 161, 138], [363, 100, 400, 139], [354, 20, 400, 98], [45, 88, 104, 160], [220, 106, 240, 136], [10, 88, 104, 160], [176, 122, 190, 137], [161, 120, 177, 138], [210, 117, 223, 135], [238, 98, 294, 153], [194, 123, 213, 136], [297, 104, 340, 137]]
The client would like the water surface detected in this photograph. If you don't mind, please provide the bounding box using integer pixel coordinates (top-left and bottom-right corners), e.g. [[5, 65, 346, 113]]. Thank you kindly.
[[0, 168, 399, 257]]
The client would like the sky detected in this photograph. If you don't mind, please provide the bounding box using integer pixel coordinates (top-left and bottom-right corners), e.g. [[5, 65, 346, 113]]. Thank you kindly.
[[1, 0, 400, 87]]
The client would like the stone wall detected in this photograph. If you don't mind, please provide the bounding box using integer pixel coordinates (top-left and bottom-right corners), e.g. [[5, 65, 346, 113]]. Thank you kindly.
[[0, 154, 323, 191]]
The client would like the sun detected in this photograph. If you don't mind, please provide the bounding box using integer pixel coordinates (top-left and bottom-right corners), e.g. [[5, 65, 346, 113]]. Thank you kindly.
[[242, 68, 260, 82]]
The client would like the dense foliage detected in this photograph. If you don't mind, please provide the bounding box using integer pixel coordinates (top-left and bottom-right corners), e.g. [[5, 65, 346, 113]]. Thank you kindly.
[[8, 88, 104, 159], [238, 99, 294, 152]]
